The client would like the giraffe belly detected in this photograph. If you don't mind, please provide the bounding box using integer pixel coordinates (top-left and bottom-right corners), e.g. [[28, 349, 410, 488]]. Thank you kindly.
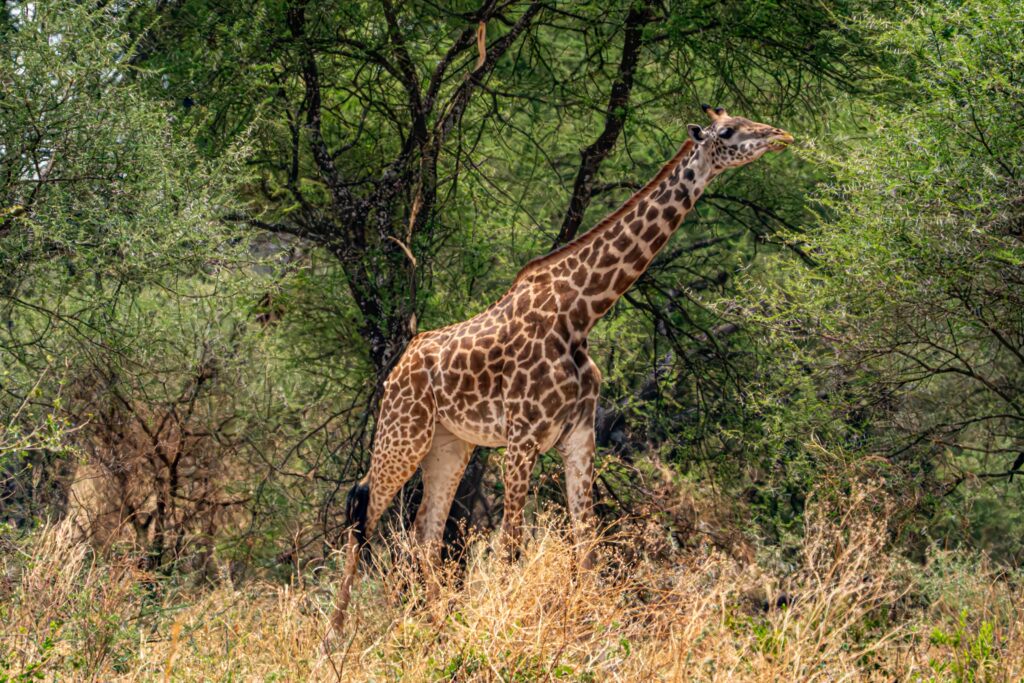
[[435, 402, 573, 452], [432, 359, 581, 451], [436, 403, 507, 448]]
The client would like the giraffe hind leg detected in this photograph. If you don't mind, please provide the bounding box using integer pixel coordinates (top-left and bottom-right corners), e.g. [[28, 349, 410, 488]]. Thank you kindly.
[[331, 360, 437, 635]]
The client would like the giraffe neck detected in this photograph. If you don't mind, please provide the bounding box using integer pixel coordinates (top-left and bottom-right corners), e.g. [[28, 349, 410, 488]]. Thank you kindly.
[[521, 139, 719, 340]]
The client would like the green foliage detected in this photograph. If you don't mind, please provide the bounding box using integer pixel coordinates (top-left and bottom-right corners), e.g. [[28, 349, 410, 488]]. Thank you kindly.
[[927, 611, 999, 683], [732, 0, 1024, 560], [0, 0, 256, 538], [1, 2, 242, 286]]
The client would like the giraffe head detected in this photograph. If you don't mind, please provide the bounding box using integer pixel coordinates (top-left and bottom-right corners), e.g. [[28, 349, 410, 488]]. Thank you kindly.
[[687, 104, 794, 170]]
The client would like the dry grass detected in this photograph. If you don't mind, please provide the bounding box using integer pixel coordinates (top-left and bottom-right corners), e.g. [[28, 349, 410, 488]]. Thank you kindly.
[[2, 486, 1023, 682]]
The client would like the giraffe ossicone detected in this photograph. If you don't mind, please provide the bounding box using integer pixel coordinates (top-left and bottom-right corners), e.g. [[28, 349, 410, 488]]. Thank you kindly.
[[331, 105, 794, 633]]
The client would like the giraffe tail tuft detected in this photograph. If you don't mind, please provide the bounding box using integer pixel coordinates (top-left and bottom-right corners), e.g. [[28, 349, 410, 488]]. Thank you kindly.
[[345, 479, 370, 546], [332, 479, 371, 637]]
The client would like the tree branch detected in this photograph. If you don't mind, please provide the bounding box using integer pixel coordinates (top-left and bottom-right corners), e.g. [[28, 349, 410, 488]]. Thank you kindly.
[[286, 1, 364, 244], [553, 1, 654, 248]]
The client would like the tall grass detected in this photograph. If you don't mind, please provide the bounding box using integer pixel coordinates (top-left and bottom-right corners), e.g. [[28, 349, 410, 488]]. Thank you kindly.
[[2, 487, 1022, 681]]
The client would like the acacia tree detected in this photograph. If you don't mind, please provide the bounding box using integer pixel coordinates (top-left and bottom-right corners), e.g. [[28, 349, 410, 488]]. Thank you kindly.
[[134, 0, 879, 388], [132, 0, 552, 380], [116, 0, 888, 548]]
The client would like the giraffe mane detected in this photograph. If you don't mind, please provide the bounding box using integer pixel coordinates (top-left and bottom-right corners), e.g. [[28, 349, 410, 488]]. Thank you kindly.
[[510, 138, 697, 286]]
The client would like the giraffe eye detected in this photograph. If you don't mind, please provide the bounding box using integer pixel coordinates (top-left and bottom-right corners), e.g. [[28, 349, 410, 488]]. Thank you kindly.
[[718, 127, 734, 139]]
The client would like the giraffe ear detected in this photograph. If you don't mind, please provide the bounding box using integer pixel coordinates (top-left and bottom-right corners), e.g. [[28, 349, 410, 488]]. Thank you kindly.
[[687, 124, 705, 142]]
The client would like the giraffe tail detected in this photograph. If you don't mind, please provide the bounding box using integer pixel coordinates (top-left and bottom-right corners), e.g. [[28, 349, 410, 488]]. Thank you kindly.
[[331, 479, 370, 636], [345, 479, 370, 545]]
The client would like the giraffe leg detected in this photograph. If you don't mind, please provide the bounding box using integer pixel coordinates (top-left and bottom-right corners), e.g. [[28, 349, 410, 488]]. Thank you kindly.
[[413, 424, 474, 553], [500, 437, 540, 559], [557, 351, 601, 569], [331, 360, 437, 635], [332, 437, 435, 634], [412, 424, 474, 590], [556, 405, 597, 570]]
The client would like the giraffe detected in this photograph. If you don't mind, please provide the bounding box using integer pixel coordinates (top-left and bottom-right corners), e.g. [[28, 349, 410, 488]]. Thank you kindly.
[[331, 105, 794, 631]]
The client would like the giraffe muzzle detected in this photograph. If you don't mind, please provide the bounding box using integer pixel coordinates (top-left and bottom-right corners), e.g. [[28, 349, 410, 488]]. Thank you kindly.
[[768, 131, 795, 151]]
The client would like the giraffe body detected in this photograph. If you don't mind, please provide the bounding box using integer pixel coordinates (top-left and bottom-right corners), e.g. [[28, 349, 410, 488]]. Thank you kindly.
[[331, 106, 794, 632], [357, 273, 602, 547]]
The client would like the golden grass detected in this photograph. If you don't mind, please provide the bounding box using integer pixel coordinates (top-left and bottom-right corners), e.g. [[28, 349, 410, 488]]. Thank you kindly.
[[2, 488, 1023, 682]]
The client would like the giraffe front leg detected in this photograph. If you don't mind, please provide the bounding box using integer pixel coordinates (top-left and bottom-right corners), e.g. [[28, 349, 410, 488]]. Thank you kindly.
[[557, 353, 601, 570], [500, 437, 540, 560], [557, 407, 597, 570]]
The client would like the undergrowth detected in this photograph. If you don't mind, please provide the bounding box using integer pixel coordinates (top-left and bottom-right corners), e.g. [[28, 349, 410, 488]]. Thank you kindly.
[[1, 484, 1022, 682]]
